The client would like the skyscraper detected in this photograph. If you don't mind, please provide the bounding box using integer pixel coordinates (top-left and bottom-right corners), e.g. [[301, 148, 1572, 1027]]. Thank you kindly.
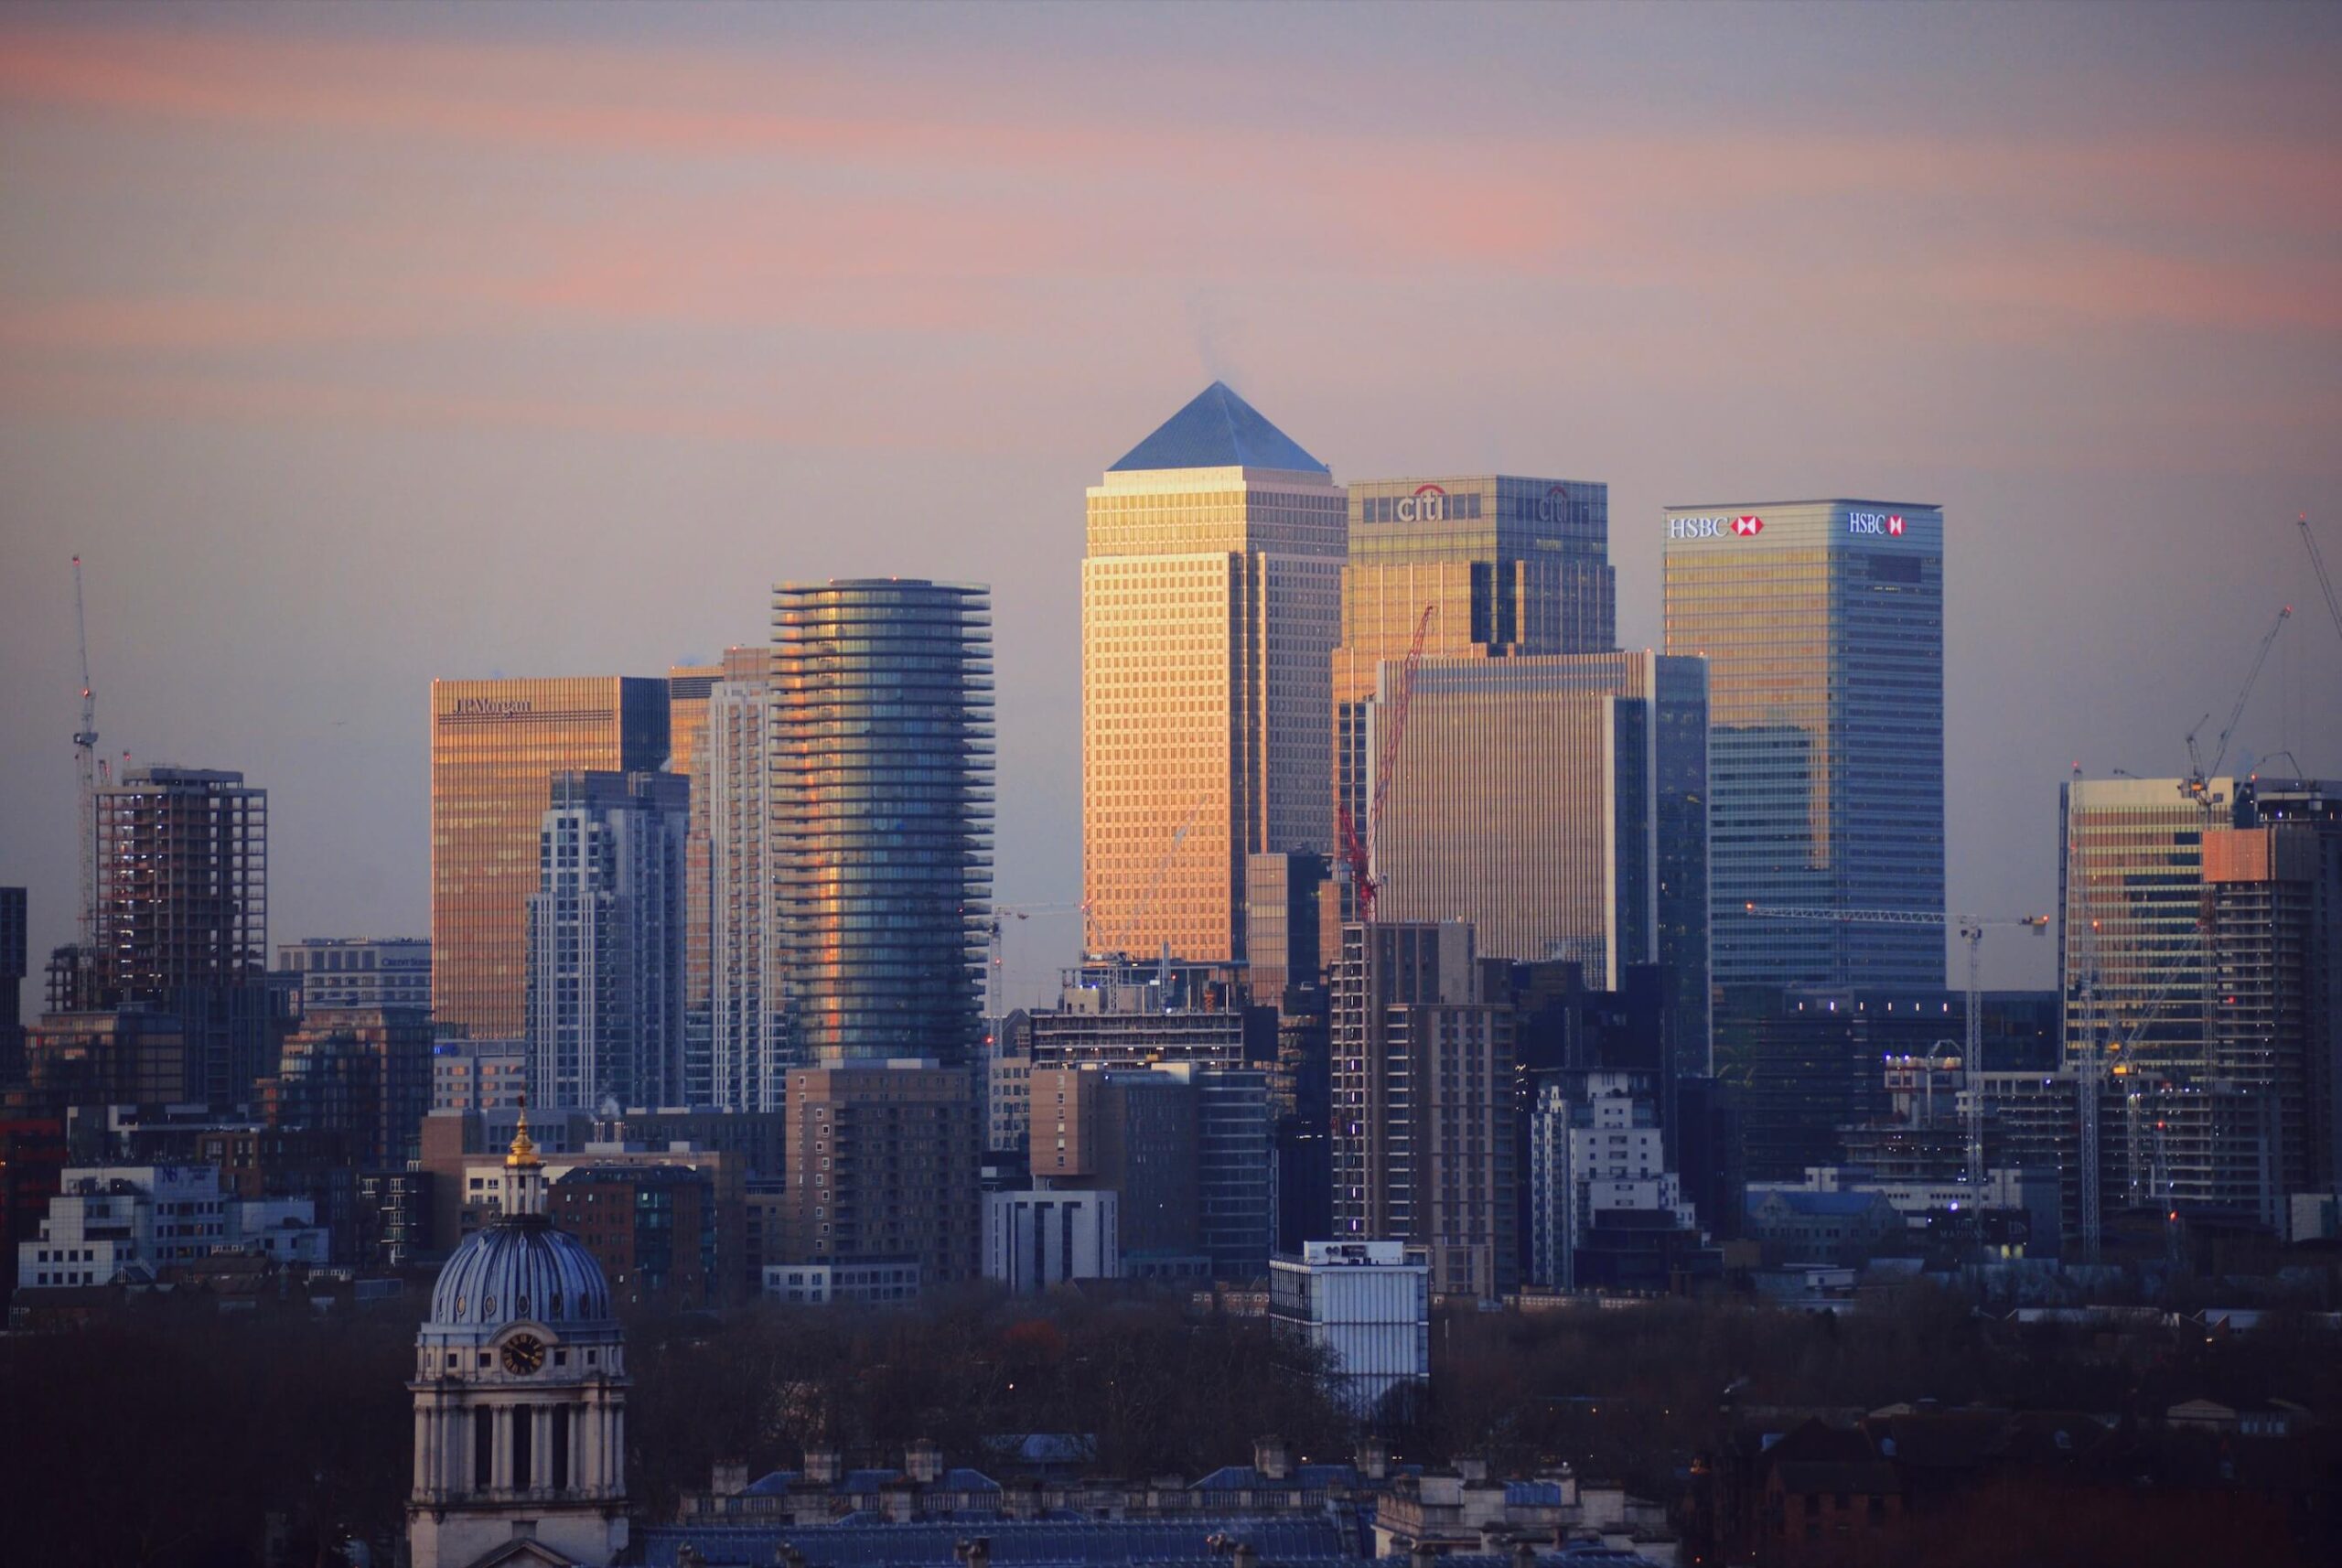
[[1368, 650, 1711, 1077], [2058, 776, 2240, 1081], [524, 770, 689, 1111], [667, 660, 724, 1107], [2060, 775, 2338, 1219], [1663, 499, 1945, 988], [1084, 382, 1346, 964], [431, 678, 671, 1039], [773, 580, 993, 1063], [703, 646, 783, 1111], [1334, 474, 1616, 890]]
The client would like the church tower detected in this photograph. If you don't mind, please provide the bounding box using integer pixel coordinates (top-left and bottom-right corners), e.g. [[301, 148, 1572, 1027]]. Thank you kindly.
[[408, 1109, 629, 1568]]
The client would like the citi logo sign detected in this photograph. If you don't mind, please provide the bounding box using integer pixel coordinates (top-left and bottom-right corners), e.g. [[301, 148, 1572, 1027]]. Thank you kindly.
[[1847, 510, 1906, 537], [1670, 514, 1765, 540], [1394, 483, 1447, 523], [1534, 484, 1571, 525]]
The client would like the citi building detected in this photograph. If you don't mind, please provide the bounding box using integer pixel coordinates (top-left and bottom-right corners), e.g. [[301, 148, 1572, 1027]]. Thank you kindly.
[[1662, 499, 1945, 988]]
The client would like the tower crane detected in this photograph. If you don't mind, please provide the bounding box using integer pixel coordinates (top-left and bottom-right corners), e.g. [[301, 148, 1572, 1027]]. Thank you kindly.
[[1338, 603, 1438, 924], [1112, 807, 1198, 959], [2178, 604, 2288, 812], [1744, 904, 2049, 1191], [983, 902, 1086, 1016], [70, 556, 100, 950], [2299, 514, 2342, 649]]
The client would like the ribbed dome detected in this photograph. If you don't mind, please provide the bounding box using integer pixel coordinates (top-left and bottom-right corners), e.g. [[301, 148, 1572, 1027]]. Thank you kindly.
[[427, 1219, 612, 1331]]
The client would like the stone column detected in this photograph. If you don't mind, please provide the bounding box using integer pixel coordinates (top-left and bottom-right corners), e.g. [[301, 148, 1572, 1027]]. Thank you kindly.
[[574, 1403, 595, 1498]]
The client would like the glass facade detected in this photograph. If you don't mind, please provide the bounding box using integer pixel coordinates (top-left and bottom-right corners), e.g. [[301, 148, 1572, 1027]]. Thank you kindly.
[[772, 580, 993, 1064], [1084, 386, 1345, 965], [1370, 651, 1712, 1077], [1333, 475, 1616, 918], [1662, 499, 1945, 988], [431, 678, 670, 1040]]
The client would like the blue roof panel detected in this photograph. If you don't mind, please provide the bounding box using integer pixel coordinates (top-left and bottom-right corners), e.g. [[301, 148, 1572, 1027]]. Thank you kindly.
[[638, 1515, 1349, 1568], [1108, 382, 1328, 475]]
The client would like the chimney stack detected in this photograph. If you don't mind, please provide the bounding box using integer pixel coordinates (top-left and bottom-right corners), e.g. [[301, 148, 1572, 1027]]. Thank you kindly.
[[1253, 1434, 1293, 1482]]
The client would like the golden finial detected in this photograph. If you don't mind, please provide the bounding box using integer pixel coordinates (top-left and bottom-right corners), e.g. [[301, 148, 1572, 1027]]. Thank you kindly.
[[506, 1095, 542, 1170]]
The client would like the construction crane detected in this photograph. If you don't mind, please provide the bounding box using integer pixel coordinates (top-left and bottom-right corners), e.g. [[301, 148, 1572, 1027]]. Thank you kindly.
[[70, 556, 100, 950], [2300, 514, 2342, 648], [1744, 904, 2049, 1191], [1338, 603, 1438, 924], [983, 902, 1085, 1016], [1112, 808, 1198, 958], [2179, 604, 2288, 812]]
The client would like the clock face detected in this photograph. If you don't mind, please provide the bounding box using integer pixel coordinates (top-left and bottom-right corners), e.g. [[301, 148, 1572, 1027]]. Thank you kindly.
[[500, 1334, 546, 1376]]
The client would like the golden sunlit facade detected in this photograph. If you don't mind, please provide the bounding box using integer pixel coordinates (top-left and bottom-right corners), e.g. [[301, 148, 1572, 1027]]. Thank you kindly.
[[1332, 476, 1617, 912], [429, 678, 670, 1039], [1663, 499, 1945, 989], [1083, 384, 1344, 965]]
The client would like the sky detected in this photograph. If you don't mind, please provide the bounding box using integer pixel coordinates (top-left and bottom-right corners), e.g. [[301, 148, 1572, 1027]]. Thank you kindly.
[[2, 1, 2338, 1003]]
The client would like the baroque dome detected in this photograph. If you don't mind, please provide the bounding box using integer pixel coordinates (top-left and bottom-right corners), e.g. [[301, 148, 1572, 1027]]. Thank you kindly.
[[427, 1217, 612, 1333]]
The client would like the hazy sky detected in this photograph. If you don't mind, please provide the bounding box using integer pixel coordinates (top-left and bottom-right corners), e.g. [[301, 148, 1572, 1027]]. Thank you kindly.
[[3, 1, 2337, 1003]]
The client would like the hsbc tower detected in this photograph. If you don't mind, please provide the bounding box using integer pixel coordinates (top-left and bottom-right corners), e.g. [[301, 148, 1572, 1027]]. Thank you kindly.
[[1661, 499, 1946, 990]]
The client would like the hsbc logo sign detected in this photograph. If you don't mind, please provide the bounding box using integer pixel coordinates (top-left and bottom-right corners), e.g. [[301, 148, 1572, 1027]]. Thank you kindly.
[[1394, 483, 1447, 523], [1670, 514, 1765, 541], [1847, 510, 1906, 537]]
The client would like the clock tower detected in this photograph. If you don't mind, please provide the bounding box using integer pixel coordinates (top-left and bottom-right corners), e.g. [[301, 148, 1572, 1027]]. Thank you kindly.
[[408, 1109, 629, 1568]]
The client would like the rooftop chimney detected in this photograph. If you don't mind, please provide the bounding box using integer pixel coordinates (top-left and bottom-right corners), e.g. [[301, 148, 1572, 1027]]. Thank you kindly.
[[1253, 1434, 1293, 1482]]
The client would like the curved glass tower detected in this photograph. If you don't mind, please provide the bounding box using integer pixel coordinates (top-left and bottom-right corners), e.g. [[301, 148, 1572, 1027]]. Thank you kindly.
[[772, 580, 994, 1064]]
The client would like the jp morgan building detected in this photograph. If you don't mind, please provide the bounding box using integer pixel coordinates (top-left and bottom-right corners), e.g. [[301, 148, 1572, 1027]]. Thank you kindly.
[[1661, 500, 1945, 989]]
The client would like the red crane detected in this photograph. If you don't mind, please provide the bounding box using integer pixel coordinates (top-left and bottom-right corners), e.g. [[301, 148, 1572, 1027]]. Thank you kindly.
[[1338, 603, 1437, 924]]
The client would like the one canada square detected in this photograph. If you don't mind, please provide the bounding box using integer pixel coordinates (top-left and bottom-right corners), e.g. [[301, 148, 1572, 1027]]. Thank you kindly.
[[1083, 383, 1345, 963], [1661, 500, 1946, 986]]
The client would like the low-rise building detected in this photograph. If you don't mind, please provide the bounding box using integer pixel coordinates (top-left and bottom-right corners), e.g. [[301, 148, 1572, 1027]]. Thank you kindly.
[[985, 1188, 1119, 1294], [760, 1257, 921, 1305], [1269, 1240, 1430, 1420], [15, 1163, 327, 1290], [1741, 1189, 1907, 1268]]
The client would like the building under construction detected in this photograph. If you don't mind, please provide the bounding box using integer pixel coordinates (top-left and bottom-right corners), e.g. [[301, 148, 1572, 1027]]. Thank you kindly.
[[2058, 775, 2342, 1234]]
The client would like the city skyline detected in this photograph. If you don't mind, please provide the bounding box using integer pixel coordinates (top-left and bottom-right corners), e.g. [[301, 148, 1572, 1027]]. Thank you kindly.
[[3, 3, 2340, 1000]]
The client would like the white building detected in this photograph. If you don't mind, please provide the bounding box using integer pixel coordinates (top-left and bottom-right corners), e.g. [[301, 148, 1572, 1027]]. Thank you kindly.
[[704, 654, 787, 1112], [1531, 1074, 1699, 1289], [525, 770, 689, 1111], [984, 1189, 1119, 1294], [230, 1198, 332, 1265], [1268, 1240, 1429, 1420], [17, 1165, 328, 1289]]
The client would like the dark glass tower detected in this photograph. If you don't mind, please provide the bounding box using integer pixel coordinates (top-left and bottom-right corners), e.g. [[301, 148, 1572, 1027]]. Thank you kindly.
[[1663, 500, 1946, 988], [772, 580, 994, 1063]]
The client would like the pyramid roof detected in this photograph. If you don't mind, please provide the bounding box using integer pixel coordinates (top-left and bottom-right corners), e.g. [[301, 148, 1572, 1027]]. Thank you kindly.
[[1108, 381, 1328, 474]]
